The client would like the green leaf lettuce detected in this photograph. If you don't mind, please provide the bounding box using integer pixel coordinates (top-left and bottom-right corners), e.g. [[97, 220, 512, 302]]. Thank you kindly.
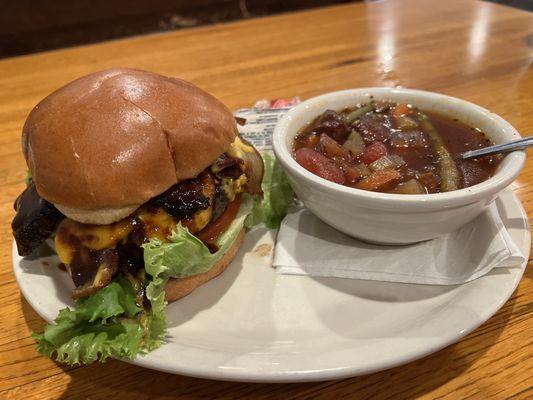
[[32, 277, 151, 365], [246, 152, 294, 229]]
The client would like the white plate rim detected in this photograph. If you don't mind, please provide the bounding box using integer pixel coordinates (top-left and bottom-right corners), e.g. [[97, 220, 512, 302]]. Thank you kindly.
[[13, 189, 530, 383]]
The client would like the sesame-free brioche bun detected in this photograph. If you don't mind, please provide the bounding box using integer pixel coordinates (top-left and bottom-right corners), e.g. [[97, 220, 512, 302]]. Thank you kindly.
[[164, 229, 244, 302], [22, 68, 238, 222]]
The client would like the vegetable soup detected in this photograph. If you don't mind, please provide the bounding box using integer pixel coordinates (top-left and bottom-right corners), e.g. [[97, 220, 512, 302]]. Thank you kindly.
[[293, 101, 501, 194]]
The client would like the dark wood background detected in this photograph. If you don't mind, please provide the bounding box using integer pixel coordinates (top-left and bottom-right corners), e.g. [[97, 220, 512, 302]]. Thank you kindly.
[[0, 0, 354, 58], [1, 0, 531, 59]]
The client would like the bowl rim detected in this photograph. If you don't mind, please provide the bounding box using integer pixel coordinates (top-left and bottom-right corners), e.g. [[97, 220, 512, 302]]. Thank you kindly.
[[272, 87, 525, 208]]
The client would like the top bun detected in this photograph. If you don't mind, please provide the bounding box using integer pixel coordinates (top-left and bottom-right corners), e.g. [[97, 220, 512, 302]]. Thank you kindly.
[[22, 68, 238, 211]]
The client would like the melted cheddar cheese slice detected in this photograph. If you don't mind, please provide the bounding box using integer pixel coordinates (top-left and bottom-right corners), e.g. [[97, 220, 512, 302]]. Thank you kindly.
[[55, 218, 134, 265], [54, 205, 210, 265], [227, 136, 256, 158]]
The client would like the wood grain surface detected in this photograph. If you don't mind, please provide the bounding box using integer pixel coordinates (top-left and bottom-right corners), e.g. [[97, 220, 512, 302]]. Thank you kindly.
[[1, 0, 532, 398]]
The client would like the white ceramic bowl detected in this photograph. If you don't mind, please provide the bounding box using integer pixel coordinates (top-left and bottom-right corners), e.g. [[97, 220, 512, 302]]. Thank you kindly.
[[272, 88, 525, 244]]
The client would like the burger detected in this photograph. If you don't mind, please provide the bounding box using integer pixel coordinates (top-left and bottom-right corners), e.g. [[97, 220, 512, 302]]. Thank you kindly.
[[12, 68, 268, 364]]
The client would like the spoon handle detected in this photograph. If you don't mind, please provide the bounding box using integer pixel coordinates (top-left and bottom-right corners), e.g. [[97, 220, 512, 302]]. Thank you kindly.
[[461, 136, 533, 160]]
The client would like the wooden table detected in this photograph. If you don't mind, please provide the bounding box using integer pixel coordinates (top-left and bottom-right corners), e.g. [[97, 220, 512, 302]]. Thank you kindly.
[[1, 0, 532, 398]]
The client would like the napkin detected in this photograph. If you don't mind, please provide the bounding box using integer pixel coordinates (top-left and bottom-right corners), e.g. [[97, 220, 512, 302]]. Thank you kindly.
[[273, 203, 525, 285]]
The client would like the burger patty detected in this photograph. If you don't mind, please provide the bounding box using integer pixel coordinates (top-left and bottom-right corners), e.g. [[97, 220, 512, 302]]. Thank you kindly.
[[148, 171, 213, 221], [12, 183, 63, 256]]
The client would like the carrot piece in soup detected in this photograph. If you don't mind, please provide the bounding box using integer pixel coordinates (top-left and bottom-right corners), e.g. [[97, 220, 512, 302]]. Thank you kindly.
[[302, 134, 320, 149], [392, 103, 411, 118], [354, 169, 401, 191], [343, 166, 361, 185]]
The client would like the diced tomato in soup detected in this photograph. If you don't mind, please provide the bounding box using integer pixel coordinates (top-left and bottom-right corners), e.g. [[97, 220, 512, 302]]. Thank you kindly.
[[360, 142, 387, 165], [294, 148, 344, 184]]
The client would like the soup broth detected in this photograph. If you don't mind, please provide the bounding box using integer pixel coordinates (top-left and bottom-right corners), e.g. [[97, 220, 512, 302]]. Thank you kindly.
[[293, 101, 501, 194]]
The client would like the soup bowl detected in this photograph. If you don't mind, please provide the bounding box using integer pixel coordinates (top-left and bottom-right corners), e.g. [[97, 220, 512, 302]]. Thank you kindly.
[[272, 88, 525, 244]]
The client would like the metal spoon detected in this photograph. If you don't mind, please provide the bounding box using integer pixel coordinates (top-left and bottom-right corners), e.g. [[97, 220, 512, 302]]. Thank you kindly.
[[461, 136, 533, 160]]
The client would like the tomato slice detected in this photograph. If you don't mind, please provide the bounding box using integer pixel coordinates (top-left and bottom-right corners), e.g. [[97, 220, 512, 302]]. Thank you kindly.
[[197, 195, 242, 245], [294, 148, 344, 184]]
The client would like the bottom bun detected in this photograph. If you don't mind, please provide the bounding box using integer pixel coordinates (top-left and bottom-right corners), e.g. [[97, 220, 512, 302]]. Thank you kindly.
[[164, 229, 245, 303]]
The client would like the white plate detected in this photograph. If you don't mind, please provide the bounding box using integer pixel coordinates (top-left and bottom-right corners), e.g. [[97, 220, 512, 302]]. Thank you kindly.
[[13, 188, 529, 382]]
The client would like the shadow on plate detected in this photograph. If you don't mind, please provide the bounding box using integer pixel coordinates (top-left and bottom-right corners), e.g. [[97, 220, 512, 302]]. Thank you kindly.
[[18, 240, 56, 261], [496, 195, 529, 231], [166, 227, 274, 328], [18, 243, 74, 308], [19, 292, 51, 334], [311, 276, 456, 302]]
